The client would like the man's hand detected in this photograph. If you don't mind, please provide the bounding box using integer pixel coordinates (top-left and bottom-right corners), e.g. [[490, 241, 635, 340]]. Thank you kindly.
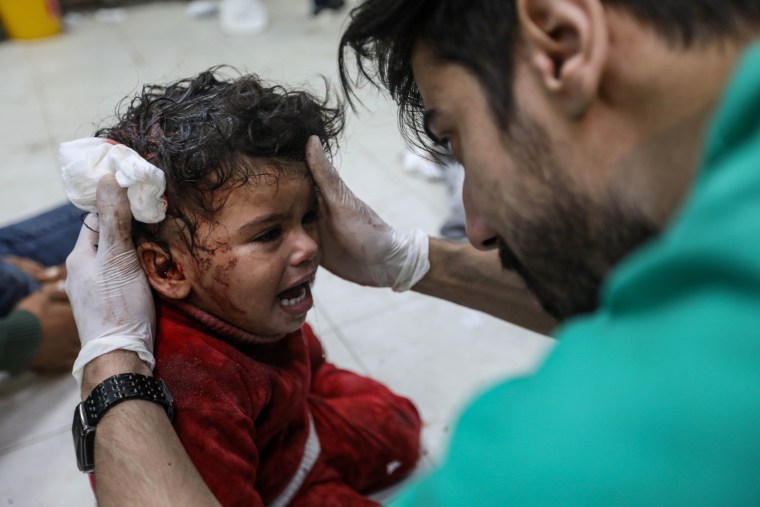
[[65, 174, 156, 391], [16, 283, 79, 373], [305, 136, 430, 291], [62, 177, 218, 506], [4, 255, 66, 284]]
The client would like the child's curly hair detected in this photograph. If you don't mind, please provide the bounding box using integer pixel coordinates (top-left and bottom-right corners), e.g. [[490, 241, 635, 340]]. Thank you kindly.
[[96, 67, 344, 254]]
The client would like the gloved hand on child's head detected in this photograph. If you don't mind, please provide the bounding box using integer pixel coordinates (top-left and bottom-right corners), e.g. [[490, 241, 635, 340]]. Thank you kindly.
[[61, 138, 161, 386], [305, 136, 430, 292]]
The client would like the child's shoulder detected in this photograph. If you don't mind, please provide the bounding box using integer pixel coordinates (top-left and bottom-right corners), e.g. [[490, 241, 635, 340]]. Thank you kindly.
[[154, 319, 272, 413], [154, 304, 264, 381]]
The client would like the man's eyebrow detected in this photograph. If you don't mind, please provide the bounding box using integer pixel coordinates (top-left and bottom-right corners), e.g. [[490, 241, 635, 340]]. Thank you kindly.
[[423, 109, 441, 143]]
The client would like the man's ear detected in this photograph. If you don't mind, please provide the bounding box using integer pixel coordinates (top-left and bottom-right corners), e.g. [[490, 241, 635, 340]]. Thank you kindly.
[[137, 242, 192, 300], [517, 0, 608, 119]]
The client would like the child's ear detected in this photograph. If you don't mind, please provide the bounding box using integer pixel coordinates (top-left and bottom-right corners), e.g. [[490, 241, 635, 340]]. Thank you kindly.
[[137, 242, 191, 300]]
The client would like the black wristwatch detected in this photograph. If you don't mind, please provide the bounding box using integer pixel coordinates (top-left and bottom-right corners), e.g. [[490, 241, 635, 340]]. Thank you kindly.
[[72, 373, 174, 473]]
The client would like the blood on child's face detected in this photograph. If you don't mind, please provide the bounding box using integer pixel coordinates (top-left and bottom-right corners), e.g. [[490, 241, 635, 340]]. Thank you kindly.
[[176, 169, 321, 339]]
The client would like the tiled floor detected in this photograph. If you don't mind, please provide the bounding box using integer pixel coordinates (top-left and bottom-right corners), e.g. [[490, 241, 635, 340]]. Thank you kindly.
[[0, 2, 554, 504]]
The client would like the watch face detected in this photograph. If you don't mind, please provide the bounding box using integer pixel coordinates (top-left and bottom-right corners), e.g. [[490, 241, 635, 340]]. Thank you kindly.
[[72, 403, 96, 474]]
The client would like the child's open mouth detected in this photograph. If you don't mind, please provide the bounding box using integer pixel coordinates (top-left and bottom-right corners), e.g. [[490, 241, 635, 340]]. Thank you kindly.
[[277, 280, 314, 315]]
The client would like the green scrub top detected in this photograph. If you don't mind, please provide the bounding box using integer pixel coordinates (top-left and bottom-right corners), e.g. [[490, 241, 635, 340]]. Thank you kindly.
[[393, 41, 760, 506]]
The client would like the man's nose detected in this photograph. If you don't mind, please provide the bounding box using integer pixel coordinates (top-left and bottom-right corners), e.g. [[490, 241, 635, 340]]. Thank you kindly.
[[462, 182, 498, 250]]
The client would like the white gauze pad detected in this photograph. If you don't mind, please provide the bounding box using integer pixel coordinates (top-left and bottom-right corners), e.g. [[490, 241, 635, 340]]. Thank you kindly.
[[60, 137, 167, 223]]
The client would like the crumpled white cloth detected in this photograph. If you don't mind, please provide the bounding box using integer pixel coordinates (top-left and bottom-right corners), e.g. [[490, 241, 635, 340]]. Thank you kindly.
[[60, 137, 167, 223]]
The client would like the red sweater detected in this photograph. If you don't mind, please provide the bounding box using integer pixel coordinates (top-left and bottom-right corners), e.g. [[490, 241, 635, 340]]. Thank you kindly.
[[154, 302, 325, 506]]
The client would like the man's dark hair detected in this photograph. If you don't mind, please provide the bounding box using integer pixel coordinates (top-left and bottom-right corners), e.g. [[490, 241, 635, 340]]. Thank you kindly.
[[339, 0, 760, 151], [96, 68, 343, 254]]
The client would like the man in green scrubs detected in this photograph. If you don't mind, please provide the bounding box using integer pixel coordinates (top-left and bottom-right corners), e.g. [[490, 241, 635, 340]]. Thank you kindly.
[[391, 44, 760, 505], [334, 1, 760, 504], [65, 0, 760, 504]]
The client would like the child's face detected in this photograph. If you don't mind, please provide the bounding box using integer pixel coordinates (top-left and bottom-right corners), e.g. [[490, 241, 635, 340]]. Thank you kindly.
[[170, 169, 321, 339]]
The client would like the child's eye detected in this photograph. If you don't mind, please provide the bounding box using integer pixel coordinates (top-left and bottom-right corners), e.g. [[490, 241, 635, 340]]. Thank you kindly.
[[302, 209, 320, 224], [252, 227, 282, 243]]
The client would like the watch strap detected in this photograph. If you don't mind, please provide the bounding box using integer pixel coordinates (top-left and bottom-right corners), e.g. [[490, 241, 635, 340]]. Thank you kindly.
[[84, 373, 174, 426]]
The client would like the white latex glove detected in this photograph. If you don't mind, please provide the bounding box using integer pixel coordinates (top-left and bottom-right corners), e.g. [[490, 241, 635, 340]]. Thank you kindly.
[[66, 174, 156, 386], [305, 136, 430, 292]]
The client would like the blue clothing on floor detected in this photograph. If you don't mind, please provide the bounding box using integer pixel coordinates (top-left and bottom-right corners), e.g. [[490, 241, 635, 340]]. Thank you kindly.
[[0, 203, 82, 316]]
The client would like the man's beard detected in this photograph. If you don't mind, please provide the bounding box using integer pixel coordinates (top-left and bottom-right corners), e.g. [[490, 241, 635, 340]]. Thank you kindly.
[[497, 206, 656, 321], [497, 119, 658, 322]]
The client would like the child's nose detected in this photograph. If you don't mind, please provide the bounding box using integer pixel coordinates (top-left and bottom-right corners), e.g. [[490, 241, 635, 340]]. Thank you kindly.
[[290, 228, 319, 266]]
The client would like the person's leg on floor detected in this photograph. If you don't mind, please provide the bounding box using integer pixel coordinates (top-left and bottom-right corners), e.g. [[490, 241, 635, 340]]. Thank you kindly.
[[0, 202, 82, 265], [0, 260, 40, 316], [0, 203, 82, 314]]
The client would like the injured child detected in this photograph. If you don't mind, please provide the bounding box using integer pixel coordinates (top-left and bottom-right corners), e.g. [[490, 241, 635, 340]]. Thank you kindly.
[[61, 69, 421, 506]]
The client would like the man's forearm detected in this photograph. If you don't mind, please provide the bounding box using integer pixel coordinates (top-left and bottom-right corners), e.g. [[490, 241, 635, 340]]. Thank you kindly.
[[82, 352, 220, 507], [413, 238, 556, 335]]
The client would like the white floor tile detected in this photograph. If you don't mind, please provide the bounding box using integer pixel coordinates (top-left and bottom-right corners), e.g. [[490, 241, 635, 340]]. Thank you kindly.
[[0, 428, 94, 506], [311, 269, 422, 332], [0, 373, 80, 454], [0, 148, 67, 223]]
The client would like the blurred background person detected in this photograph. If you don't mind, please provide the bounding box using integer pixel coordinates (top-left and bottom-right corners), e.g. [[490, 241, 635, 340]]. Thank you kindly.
[[0, 204, 81, 374]]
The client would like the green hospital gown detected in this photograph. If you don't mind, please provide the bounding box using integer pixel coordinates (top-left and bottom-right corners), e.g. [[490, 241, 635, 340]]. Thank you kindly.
[[393, 41, 760, 506]]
